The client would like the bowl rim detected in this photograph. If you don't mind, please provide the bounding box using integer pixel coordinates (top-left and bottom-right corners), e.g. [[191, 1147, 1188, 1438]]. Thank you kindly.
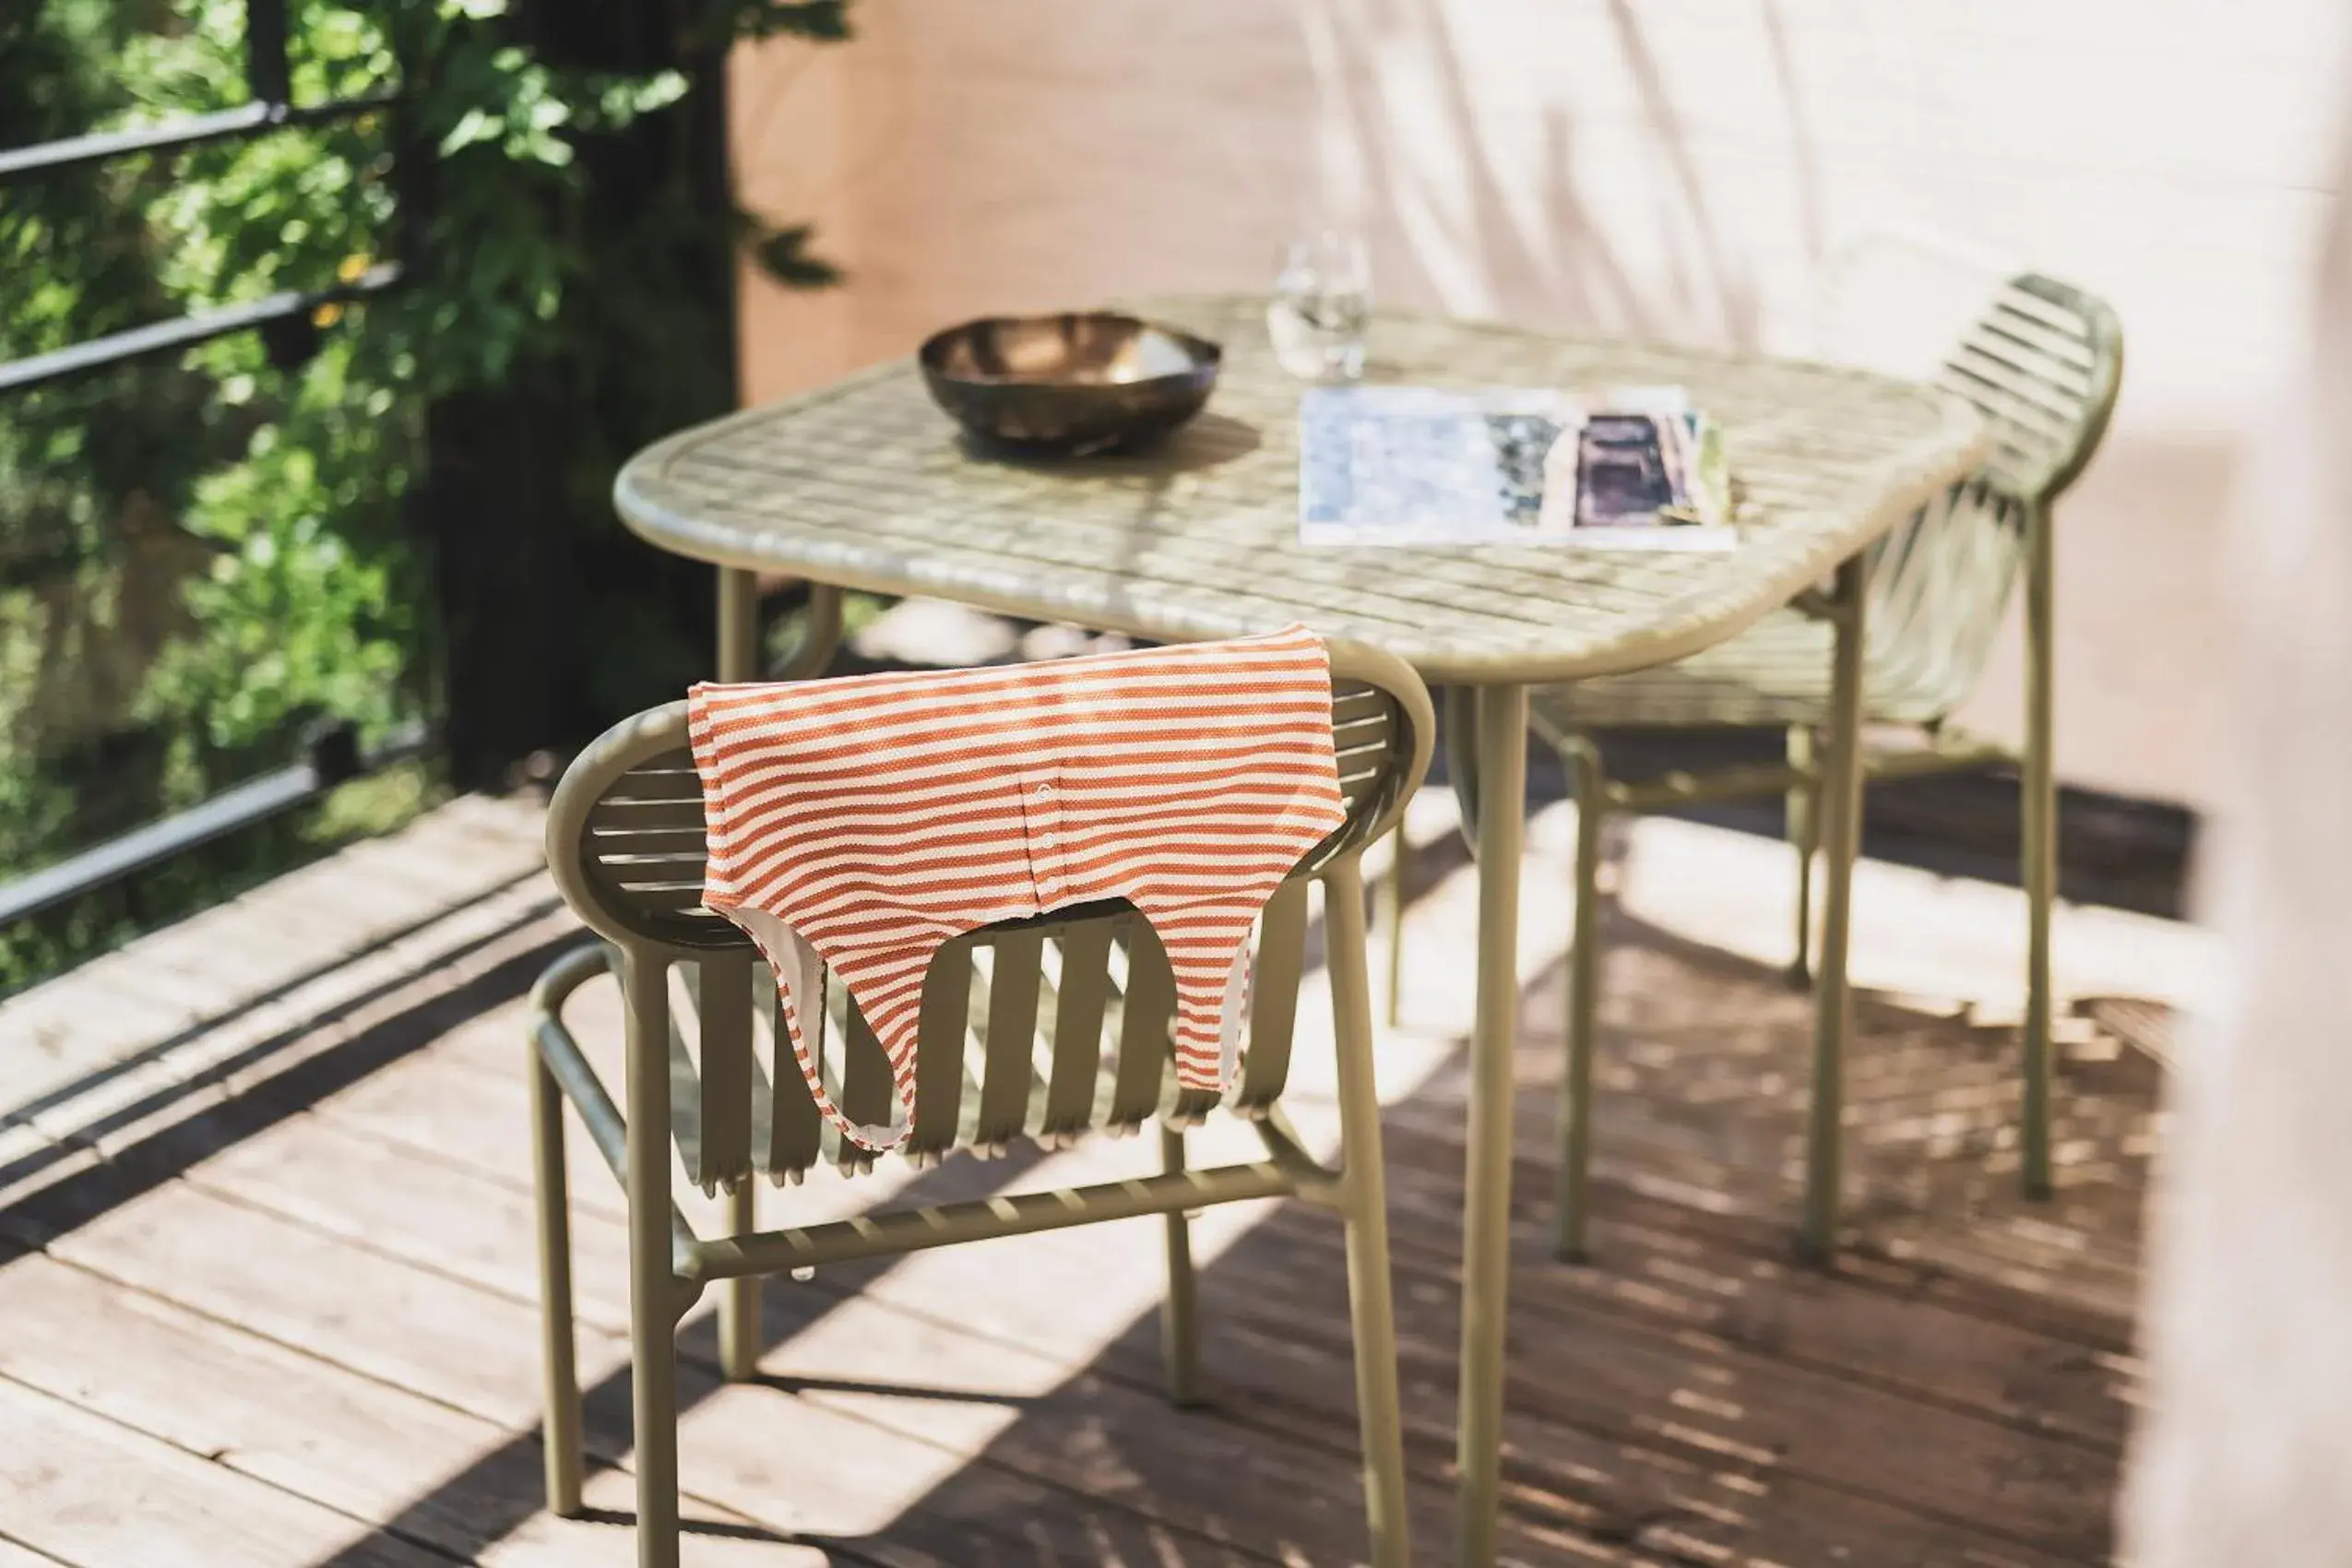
[[917, 311, 1223, 388]]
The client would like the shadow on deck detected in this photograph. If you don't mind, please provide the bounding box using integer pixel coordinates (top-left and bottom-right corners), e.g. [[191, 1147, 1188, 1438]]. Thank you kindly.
[[0, 790, 2162, 1566]]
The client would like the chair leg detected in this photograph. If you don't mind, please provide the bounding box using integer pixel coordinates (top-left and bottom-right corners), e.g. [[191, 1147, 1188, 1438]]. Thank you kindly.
[[622, 951, 683, 1568], [2021, 502, 2058, 1199], [1322, 860, 1414, 1568], [1158, 1124, 1204, 1408], [1555, 735, 1608, 1264], [1381, 824, 1408, 1028], [717, 1182, 762, 1382], [529, 1044, 585, 1517], [1786, 725, 1819, 988], [1800, 554, 1870, 1265]]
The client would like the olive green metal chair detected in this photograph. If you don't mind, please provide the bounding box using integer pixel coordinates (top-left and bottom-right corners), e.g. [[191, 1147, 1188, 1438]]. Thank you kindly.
[[529, 643, 1433, 1568], [1386, 235, 2124, 1261]]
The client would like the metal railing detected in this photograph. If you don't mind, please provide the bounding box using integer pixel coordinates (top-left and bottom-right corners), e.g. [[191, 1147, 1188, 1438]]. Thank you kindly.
[[0, 0, 404, 395], [0, 0, 414, 931]]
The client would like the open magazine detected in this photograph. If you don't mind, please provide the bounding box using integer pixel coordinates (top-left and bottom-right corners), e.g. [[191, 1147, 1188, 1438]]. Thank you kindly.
[[1297, 384, 1739, 550]]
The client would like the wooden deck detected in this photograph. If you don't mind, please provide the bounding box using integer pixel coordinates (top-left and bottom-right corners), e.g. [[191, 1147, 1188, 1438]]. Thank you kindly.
[[0, 786, 2186, 1567]]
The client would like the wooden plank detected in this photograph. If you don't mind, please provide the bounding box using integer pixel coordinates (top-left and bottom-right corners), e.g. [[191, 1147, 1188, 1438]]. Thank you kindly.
[[41, 1178, 603, 1431], [1375, 1093, 2139, 1352], [24, 1087, 1348, 1568], [282, 998, 2120, 1562], [0, 1377, 444, 1568], [1137, 1289, 2086, 1568], [651, 1370, 1334, 1568], [14, 1130, 1147, 1568], [775, 1160, 2096, 1568], [1376, 1099, 2144, 1340], [2, 870, 565, 1188], [0, 1249, 546, 1564], [1371, 932, 2153, 1323], [242, 1038, 2073, 1567], [1357, 1188, 2133, 1449], [57, 1135, 1434, 1565], [194, 1052, 1520, 1566], [303, 1004, 736, 1238], [699, 1308, 1499, 1567], [0, 1255, 840, 1568], [475, 1468, 836, 1568], [0, 784, 2167, 1565], [1217, 1211, 2120, 1559]]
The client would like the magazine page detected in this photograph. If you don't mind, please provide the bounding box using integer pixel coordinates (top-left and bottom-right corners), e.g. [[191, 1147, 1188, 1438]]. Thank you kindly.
[[1299, 384, 1739, 551]]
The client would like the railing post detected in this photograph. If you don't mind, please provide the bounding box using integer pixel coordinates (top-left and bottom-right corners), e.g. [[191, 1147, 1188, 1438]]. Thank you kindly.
[[244, 0, 291, 112]]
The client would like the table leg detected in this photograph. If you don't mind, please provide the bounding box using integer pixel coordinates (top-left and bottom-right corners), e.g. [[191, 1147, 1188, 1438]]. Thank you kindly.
[[1800, 554, 1868, 1265], [1455, 682, 1526, 1568], [717, 566, 844, 684], [714, 567, 766, 1376], [718, 565, 761, 683]]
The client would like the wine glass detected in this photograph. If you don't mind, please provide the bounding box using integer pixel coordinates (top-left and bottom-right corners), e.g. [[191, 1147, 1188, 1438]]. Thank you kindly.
[[1267, 230, 1372, 383]]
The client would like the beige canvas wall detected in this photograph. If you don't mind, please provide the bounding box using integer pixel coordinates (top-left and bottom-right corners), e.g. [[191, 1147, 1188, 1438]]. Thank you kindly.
[[731, 0, 2349, 809]]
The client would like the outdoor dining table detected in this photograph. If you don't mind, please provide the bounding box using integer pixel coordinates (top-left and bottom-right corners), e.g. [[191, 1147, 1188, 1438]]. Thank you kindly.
[[612, 294, 1985, 1566]]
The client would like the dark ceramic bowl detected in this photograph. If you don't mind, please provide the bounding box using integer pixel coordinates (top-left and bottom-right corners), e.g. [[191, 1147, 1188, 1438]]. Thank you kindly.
[[918, 312, 1222, 456]]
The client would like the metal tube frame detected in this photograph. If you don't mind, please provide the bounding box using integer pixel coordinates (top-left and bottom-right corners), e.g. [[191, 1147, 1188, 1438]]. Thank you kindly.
[[1454, 682, 1527, 1568], [1800, 553, 1870, 1264], [2020, 501, 2057, 1198], [1554, 733, 1607, 1262]]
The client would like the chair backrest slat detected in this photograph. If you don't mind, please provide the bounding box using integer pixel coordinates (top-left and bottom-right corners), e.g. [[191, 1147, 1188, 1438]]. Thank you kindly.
[[756, 962, 818, 1177], [1235, 880, 1312, 1114], [693, 951, 755, 1191], [976, 931, 1046, 1146], [588, 797, 705, 829], [1109, 919, 1178, 1128], [1042, 924, 1115, 1138], [1808, 235, 2122, 722], [831, 994, 893, 1170], [907, 941, 973, 1159], [1935, 274, 2121, 505], [546, 650, 1431, 1185]]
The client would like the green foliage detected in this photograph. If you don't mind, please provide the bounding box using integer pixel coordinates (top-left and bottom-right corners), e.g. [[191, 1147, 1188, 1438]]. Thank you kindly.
[[0, 0, 851, 989]]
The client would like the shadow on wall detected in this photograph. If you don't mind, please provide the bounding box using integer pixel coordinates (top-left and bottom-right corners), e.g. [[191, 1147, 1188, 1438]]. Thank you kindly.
[[1298, 0, 1820, 346]]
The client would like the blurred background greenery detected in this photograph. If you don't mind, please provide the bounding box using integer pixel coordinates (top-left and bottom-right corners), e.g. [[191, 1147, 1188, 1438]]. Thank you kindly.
[[0, 0, 848, 989]]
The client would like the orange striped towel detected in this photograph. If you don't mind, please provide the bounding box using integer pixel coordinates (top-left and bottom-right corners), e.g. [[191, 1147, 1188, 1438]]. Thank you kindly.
[[687, 624, 1348, 1151]]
